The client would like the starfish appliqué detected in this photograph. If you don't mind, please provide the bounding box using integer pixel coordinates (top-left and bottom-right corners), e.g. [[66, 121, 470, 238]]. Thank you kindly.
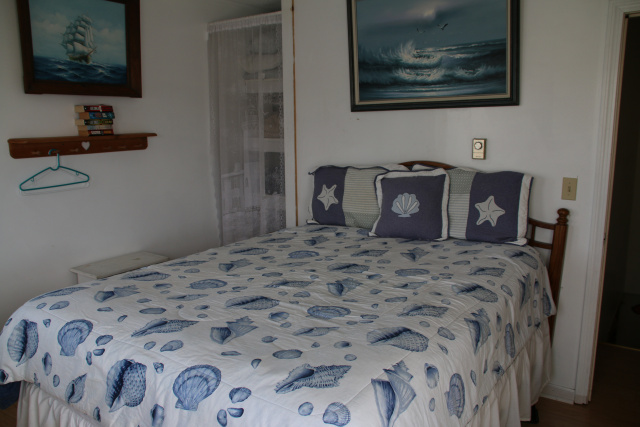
[[317, 184, 339, 211], [475, 196, 505, 227]]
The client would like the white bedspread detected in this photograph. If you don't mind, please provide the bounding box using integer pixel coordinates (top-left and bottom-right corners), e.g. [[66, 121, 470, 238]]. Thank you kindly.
[[0, 225, 555, 426]]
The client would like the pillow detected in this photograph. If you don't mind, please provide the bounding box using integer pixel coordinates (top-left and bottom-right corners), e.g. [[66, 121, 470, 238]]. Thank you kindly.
[[448, 168, 532, 245], [370, 169, 449, 241], [309, 165, 406, 228]]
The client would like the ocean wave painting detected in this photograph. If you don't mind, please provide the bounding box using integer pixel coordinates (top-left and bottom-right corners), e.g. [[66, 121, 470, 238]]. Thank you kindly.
[[348, 0, 517, 110], [33, 56, 127, 85]]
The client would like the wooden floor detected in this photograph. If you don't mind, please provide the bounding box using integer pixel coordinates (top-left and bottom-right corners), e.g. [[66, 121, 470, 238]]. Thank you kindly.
[[0, 343, 637, 426], [527, 343, 640, 427]]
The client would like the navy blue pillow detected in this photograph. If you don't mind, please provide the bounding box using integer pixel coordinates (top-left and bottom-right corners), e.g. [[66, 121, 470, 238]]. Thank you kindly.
[[448, 168, 532, 245], [370, 170, 449, 241]]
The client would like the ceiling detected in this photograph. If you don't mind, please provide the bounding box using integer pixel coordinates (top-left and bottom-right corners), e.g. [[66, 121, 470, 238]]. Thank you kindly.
[[226, 0, 282, 13]]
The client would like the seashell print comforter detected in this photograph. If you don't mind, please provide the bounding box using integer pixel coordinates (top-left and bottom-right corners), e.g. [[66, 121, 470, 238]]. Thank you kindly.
[[0, 225, 555, 426]]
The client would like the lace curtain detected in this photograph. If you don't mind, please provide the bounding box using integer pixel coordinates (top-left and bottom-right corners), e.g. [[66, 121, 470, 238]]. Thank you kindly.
[[208, 13, 285, 245]]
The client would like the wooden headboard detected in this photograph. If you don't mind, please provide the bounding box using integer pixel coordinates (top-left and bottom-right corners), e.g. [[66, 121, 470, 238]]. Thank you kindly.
[[400, 161, 569, 339]]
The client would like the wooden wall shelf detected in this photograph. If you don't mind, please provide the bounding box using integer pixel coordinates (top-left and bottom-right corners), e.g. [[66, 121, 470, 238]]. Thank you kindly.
[[7, 133, 157, 159]]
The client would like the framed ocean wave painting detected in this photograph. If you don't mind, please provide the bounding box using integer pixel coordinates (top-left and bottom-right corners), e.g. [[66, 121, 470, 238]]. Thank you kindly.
[[17, 0, 142, 97], [347, 0, 519, 111]]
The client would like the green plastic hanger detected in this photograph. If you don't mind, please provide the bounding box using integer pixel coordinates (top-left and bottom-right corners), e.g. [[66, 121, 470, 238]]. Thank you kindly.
[[19, 149, 90, 193]]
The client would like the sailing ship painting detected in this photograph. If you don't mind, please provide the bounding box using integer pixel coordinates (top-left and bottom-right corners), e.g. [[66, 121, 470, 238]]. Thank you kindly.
[[28, 0, 128, 85], [61, 15, 96, 64], [348, 0, 518, 110]]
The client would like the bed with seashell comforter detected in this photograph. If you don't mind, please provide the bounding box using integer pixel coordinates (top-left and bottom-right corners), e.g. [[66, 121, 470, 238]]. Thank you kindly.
[[0, 225, 565, 427], [0, 161, 569, 427]]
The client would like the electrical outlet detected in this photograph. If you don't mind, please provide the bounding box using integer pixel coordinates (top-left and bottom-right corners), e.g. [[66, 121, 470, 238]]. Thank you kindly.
[[562, 177, 578, 201]]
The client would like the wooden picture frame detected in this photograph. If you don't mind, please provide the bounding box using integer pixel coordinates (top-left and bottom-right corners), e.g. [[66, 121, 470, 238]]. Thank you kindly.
[[347, 0, 519, 111], [16, 0, 142, 98]]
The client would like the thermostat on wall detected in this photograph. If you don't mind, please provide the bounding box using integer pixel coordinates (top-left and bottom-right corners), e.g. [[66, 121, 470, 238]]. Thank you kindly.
[[472, 138, 486, 159]]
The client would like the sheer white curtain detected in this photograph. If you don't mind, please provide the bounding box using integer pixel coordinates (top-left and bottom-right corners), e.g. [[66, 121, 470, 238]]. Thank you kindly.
[[208, 13, 285, 245]]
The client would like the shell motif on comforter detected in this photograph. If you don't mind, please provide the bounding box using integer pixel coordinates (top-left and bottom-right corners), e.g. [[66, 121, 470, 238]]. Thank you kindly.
[[0, 225, 555, 426]]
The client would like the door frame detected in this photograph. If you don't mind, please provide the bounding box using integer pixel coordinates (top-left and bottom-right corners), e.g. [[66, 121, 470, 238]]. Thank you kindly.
[[576, 0, 640, 404]]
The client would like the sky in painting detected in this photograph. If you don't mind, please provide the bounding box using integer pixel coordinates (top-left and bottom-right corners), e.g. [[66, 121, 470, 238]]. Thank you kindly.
[[29, 0, 126, 65], [355, 0, 508, 50]]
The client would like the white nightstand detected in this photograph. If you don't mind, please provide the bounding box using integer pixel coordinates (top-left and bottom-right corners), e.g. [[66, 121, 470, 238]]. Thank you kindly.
[[70, 251, 169, 284]]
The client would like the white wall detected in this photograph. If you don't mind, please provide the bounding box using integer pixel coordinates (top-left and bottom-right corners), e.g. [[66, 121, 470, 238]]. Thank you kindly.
[[286, 0, 607, 396], [0, 0, 274, 323]]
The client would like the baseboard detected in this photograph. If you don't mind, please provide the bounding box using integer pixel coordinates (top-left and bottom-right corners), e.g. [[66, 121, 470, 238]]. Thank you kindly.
[[541, 383, 576, 404]]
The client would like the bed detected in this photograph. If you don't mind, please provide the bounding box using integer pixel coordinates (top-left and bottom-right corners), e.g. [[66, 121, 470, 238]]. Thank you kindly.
[[0, 161, 568, 427]]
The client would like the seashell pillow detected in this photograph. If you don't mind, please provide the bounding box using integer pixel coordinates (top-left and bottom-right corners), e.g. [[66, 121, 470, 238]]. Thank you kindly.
[[308, 165, 408, 229], [447, 168, 532, 245], [370, 169, 450, 241]]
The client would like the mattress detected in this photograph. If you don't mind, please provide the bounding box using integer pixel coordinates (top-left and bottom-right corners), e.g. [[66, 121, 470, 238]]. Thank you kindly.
[[0, 225, 555, 426]]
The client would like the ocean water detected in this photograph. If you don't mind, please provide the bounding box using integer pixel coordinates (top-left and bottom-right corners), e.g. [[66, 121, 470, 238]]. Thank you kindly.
[[33, 56, 127, 85], [357, 39, 508, 101]]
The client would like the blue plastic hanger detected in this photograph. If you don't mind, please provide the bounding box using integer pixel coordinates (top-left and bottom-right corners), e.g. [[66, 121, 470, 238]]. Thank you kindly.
[[19, 149, 90, 193]]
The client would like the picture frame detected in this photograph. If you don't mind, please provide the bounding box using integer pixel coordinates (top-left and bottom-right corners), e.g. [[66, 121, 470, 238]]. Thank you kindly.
[[16, 0, 142, 98], [347, 0, 519, 111]]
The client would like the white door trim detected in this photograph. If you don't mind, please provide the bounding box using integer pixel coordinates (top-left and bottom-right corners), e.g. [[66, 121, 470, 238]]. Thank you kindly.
[[575, 0, 640, 404]]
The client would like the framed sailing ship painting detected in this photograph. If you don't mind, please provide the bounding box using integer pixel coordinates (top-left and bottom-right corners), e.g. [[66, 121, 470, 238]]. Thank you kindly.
[[16, 0, 142, 97], [347, 0, 519, 111]]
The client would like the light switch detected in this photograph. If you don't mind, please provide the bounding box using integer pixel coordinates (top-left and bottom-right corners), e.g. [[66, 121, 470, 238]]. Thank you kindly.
[[562, 177, 578, 201], [472, 138, 486, 159]]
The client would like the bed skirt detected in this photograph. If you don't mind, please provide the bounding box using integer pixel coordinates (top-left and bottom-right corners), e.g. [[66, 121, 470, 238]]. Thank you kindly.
[[16, 321, 552, 427]]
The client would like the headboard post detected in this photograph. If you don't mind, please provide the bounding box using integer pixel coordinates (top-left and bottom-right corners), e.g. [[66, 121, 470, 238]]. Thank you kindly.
[[547, 208, 569, 340]]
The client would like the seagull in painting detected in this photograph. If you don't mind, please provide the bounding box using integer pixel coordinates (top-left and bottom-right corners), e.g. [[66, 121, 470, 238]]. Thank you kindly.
[[438, 23, 448, 30]]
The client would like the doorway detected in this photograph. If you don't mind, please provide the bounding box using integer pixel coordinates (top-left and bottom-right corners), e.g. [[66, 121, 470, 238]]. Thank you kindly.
[[598, 16, 640, 350]]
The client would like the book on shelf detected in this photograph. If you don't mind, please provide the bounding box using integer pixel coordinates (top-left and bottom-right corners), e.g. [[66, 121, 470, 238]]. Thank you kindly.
[[74, 104, 114, 113], [76, 111, 115, 119], [78, 129, 115, 136], [75, 119, 114, 126], [77, 124, 113, 131]]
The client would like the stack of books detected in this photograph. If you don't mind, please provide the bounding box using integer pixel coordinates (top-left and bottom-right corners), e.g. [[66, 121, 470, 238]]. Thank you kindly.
[[74, 105, 115, 136]]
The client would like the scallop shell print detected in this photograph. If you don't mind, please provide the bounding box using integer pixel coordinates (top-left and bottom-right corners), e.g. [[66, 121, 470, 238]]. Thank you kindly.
[[172, 365, 221, 411], [7, 319, 38, 366], [367, 327, 429, 352], [225, 296, 279, 310], [275, 364, 351, 394], [106, 359, 147, 412], [372, 361, 415, 427], [392, 193, 420, 217], [58, 319, 92, 357], [323, 402, 351, 427], [445, 374, 465, 419]]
